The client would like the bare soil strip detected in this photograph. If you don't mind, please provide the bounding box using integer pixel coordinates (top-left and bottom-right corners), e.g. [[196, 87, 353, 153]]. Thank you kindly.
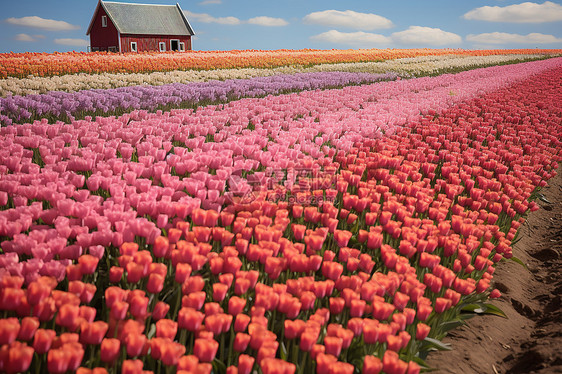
[[427, 170, 562, 373]]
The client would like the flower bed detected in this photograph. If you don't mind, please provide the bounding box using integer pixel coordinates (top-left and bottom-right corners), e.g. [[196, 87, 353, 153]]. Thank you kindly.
[[0, 54, 552, 97], [0, 57, 561, 373], [0, 71, 398, 126], [1, 48, 560, 79]]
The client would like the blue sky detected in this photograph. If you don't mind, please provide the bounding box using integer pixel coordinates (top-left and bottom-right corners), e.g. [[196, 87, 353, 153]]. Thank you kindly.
[[1, 0, 562, 52]]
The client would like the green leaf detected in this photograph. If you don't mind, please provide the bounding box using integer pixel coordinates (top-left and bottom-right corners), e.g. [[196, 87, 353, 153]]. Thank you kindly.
[[461, 303, 507, 318], [212, 358, 226, 373], [509, 256, 529, 270], [537, 193, 552, 204], [422, 337, 452, 351], [481, 303, 508, 318], [460, 303, 482, 313], [280, 342, 287, 361], [147, 323, 156, 339], [438, 319, 466, 333], [412, 356, 438, 372], [459, 312, 477, 321]]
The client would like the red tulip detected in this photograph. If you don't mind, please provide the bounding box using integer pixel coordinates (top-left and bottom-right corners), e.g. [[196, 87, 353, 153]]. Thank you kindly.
[[234, 332, 251, 352], [47, 348, 70, 374], [363, 321, 379, 344], [299, 330, 318, 352], [182, 275, 205, 294], [416, 323, 431, 341], [407, 360, 421, 374], [56, 304, 80, 330], [156, 319, 178, 340], [160, 340, 186, 366], [33, 328, 56, 354], [382, 350, 408, 374], [111, 300, 129, 320], [367, 232, 383, 250], [434, 297, 452, 313], [363, 355, 383, 374], [153, 236, 169, 258], [416, 303, 432, 321], [331, 361, 355, 374], [177, 355, 199, 371], [122, 359, 144, 374], [175, 263, 192, 284], [347, 318, 363, 337], [3, 341, 34, 373], [78, 254, 99, 275], [62, 341, 84, 371], [205, 313, 232, 335], [228, 296, 246, 316], [260, 357, 296, 374], [125, 333, 147, 357], [193, 338, 219, 362], [120, 242, 139, 256], [0, 318, 20, 345], [234, 314, 251, 332], [291, 224, 306, 241], [213, 283, 229, 302], [324, 336, 343, 357], [16, 317, 39, 341], [234, 278, 251, 296], [129, 295, 149, 320], [322, 261, 344, 281], [27, 280, 52, 305], [205, 302, 224, 316], [178, 307, 204, 331], [100, 338, 120, 363], [146, 273, 164, 294], [80, 321, 108, 345], [316, 353, 338, 374], [238, 354, 255, 374], [334, 229, 352, 247]]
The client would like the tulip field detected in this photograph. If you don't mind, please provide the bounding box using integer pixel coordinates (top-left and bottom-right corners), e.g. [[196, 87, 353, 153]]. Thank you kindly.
[[0, 49, 562, 374]]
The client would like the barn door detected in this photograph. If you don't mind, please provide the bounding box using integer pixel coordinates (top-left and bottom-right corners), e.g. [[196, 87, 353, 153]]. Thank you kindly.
[[171, 40, 179, 51]]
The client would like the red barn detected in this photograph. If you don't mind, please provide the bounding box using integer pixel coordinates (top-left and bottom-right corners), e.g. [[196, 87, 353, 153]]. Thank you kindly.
[[86, 0, 195, 53]]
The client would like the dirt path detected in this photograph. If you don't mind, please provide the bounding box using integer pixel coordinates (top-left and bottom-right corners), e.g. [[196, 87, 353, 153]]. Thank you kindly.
[[426, 170, 562, 374]]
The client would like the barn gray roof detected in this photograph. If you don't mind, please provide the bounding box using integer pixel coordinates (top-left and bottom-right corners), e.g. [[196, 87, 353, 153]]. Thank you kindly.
[[87, 1, 194, 36]]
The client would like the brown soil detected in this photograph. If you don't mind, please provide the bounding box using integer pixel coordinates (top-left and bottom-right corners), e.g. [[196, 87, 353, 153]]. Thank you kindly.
[[426, 170, 562, 374]]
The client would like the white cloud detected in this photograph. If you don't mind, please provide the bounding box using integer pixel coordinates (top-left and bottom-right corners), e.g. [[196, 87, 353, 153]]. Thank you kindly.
[[199, 0, 221, 4], [391, 26, 462, 46], [185, 11, 288, 27], [184, 10, 241, 25], [54, 38, 89, 47], [310, 26, 463, 47], [463, 1, 562, 23], [15, 33, 37, 42], [5, 16, 79, 31], [303, 10, 393, 30], [310, 30, 391, 47], [247, 16, 288, 27], [467, 32, 562, 44]]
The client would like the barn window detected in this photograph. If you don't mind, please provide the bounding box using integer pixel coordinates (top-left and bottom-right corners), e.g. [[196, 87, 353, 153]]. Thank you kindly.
[[179, 42, 185, 52], [159, 42, 166, 52], [130, 42, 137, 52], [101, 15, 107, 27], [170, 39, 179, 51]]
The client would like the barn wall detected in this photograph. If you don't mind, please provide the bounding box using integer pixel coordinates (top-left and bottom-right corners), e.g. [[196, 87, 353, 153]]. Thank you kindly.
[[89, 6, 120, 51], [120, 34, 192, 53]]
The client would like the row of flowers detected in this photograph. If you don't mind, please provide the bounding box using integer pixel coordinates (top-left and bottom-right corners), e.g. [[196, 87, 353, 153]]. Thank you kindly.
[[0, 54, 552, 97], [0, 71, 398, 126], [0, 58, 561, 373], [0, 58, 557, 249], [2, 48, 561, 79]]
